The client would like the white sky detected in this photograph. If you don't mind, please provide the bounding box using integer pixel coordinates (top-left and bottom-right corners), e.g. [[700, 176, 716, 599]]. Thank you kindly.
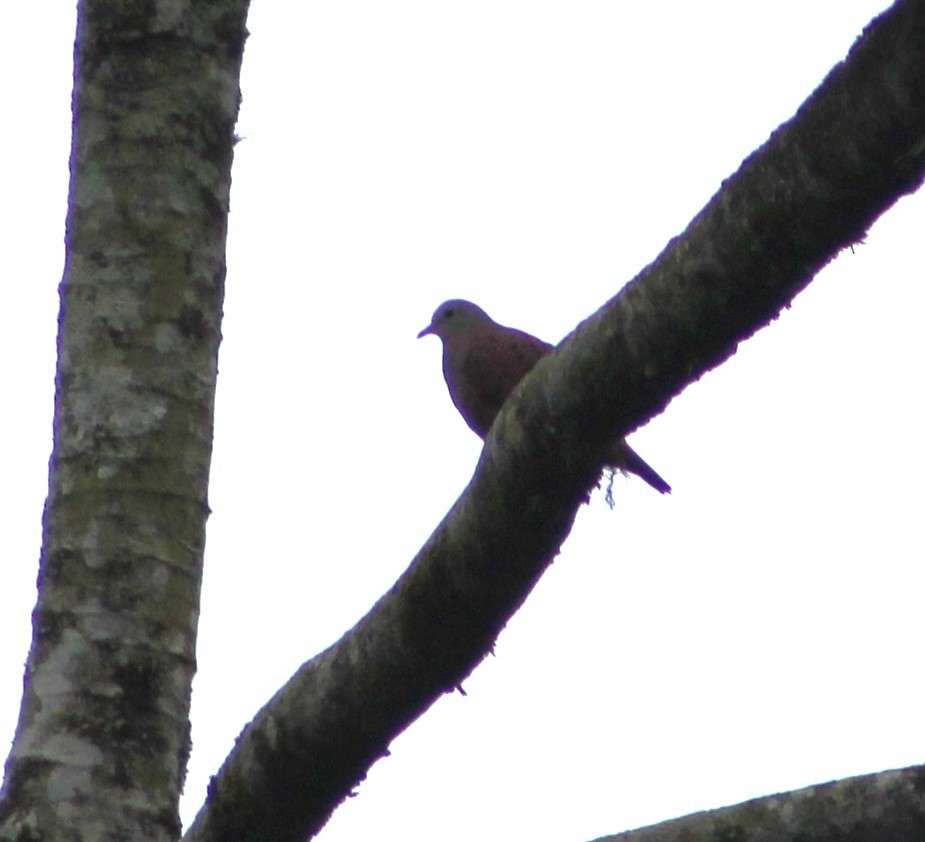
[[2, 2, 922, 840]]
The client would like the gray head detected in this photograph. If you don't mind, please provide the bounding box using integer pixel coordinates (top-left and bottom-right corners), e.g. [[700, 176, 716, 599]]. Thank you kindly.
[[417, 299, 494, 341]]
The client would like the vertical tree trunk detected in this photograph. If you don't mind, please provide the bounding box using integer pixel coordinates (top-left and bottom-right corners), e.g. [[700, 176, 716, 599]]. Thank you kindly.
[[0, 1, 248, 839]]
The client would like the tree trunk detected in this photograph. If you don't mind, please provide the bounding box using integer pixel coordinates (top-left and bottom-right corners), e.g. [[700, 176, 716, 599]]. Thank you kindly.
[[0, 1, 248, 839]]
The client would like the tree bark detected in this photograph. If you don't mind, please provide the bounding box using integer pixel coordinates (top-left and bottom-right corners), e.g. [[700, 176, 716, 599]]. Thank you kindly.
[[595, 765, 925, 842], [184, 1, 925, 840], [0, 1, 248, 840]]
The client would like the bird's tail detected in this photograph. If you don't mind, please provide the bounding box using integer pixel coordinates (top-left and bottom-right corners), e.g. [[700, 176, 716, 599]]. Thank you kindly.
[[609, 440, 671, 494]]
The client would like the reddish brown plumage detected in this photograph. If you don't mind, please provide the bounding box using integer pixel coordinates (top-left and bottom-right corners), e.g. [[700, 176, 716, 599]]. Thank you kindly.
[[418, 300, 670, 494]]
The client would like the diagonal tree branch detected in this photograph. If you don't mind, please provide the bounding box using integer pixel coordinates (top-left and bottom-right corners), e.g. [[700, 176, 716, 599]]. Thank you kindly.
[[184, 1, 925, 840], [594, 764, 925, 842]]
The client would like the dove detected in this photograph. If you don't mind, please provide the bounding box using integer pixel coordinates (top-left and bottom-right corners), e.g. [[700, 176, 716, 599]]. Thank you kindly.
[[418, 299, 670, 494]]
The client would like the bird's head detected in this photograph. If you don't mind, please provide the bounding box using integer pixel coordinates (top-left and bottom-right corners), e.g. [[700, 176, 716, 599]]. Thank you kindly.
[[417, 299, 492, 341]]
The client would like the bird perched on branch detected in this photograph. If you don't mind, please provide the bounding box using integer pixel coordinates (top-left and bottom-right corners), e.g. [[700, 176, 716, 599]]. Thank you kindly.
[[418, 299, 670, 494]]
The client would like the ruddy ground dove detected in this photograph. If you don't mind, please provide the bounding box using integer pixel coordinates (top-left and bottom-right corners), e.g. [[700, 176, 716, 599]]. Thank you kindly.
[[418, 299, 671, 494]]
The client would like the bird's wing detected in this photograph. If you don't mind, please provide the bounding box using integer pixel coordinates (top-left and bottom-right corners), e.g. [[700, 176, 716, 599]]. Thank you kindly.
[[454, 327, 553, 437]]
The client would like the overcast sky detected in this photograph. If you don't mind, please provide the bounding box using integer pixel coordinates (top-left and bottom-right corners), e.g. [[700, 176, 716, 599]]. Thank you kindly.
[[2, 2, 922, 840]]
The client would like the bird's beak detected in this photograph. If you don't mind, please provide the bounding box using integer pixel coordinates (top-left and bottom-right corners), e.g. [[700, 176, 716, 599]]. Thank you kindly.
[[417, 324, 434, 339]]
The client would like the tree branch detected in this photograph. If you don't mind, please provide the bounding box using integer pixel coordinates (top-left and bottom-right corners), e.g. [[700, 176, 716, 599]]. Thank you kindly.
[[594, 765, 925, 842], [184, 1, 925, 840]]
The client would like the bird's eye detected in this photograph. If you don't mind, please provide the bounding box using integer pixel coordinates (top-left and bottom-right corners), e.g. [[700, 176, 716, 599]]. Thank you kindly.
[[444, 308, 455, 319]]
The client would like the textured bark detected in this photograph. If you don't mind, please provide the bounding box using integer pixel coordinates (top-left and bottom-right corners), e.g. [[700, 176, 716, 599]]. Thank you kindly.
[[534, 0, 925, 453], [0, 1, 248, 840], [184, 2, 925, 841], [595, 765, 925, 842]]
